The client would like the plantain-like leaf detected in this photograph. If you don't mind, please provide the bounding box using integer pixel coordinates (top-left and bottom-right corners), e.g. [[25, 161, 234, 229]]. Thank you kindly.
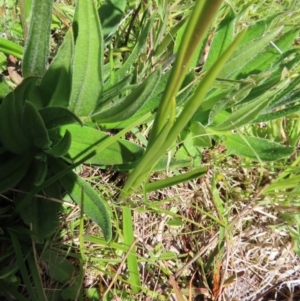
[[254, 104, 300, 123], [237, 14, 277, 47], [38, 106, 82, 130], [0, 93, 32, 154], [235, 28, 299, 78], [49, 158, 112, 241], [60, 124, 144, 165], [92, 69, 161, 123], [98, 75, 132, 106], [224, 134, 294, 161], [0, 151, 33, 193], [98, 0, 126, 42], [219, 26, 283, 79], [15, 176, 62, 242], [22, 0, 53, 78], [40, 250, 74, 283], [31, 157, 48, 186], [209, 79, 290, 131], [39, 30, 74, 107], [21, 100, 52, 150], [203, 8, 235, 71], [45, 130, 72, 157], [13, 77, 44, 109], [190, 121, 211, 147], [69, 0, 103, 117]]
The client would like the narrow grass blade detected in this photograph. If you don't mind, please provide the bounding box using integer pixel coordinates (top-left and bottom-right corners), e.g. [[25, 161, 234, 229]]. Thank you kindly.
[[69, 0, 103, 116], [122, 29, 247, 198], [27, 254, 47, 301], [150, 0, 224, 142], [146, 167, 207, 192], [22, 0, 53, 78], [160, 30, 247, 156], [122, 206, 141, 293], [8, 230, 38, 301], [112, 15, 155, 84]]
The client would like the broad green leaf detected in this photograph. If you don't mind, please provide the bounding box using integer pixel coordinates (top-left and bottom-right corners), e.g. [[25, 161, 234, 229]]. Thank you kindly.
[[92, 69, 161, 123], [101, 70, 172, 128], [208, 83, 253, 125], [60, 125, 144, 165], [38, 106, 82, 130], [31, 158, 48, 186], [69, 0, 103, 116], [16, 179, 61, 241], [239, 71, 281, 105], [40, 250, 75, 283], [266, 75, 300, 109], [39, 30, 74, 107], [254, 104, 300, 123], [0, 152, 33, 193], [98, 75, 132, 106], [17, 78, 44, 109], [0, 38, 23, 59], [22, 100, 52, 150], [98, 0, 126, 42], [45, 130, 72, 157], [0, 93, 32, 154], [190, 121, 211, 147], [237, 15, 276, 47], [219, 26, 283, 79], [203, 9, 235, 71], [22, 0, 53, 78], [209, 79, 290, 131], [50, 158, 112, 241], [235, 28, 299, 77], [224, 134, 294, 161]]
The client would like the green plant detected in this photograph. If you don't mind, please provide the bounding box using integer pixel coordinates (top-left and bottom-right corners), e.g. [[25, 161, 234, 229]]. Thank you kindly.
[[0, 0, 300, 299]]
